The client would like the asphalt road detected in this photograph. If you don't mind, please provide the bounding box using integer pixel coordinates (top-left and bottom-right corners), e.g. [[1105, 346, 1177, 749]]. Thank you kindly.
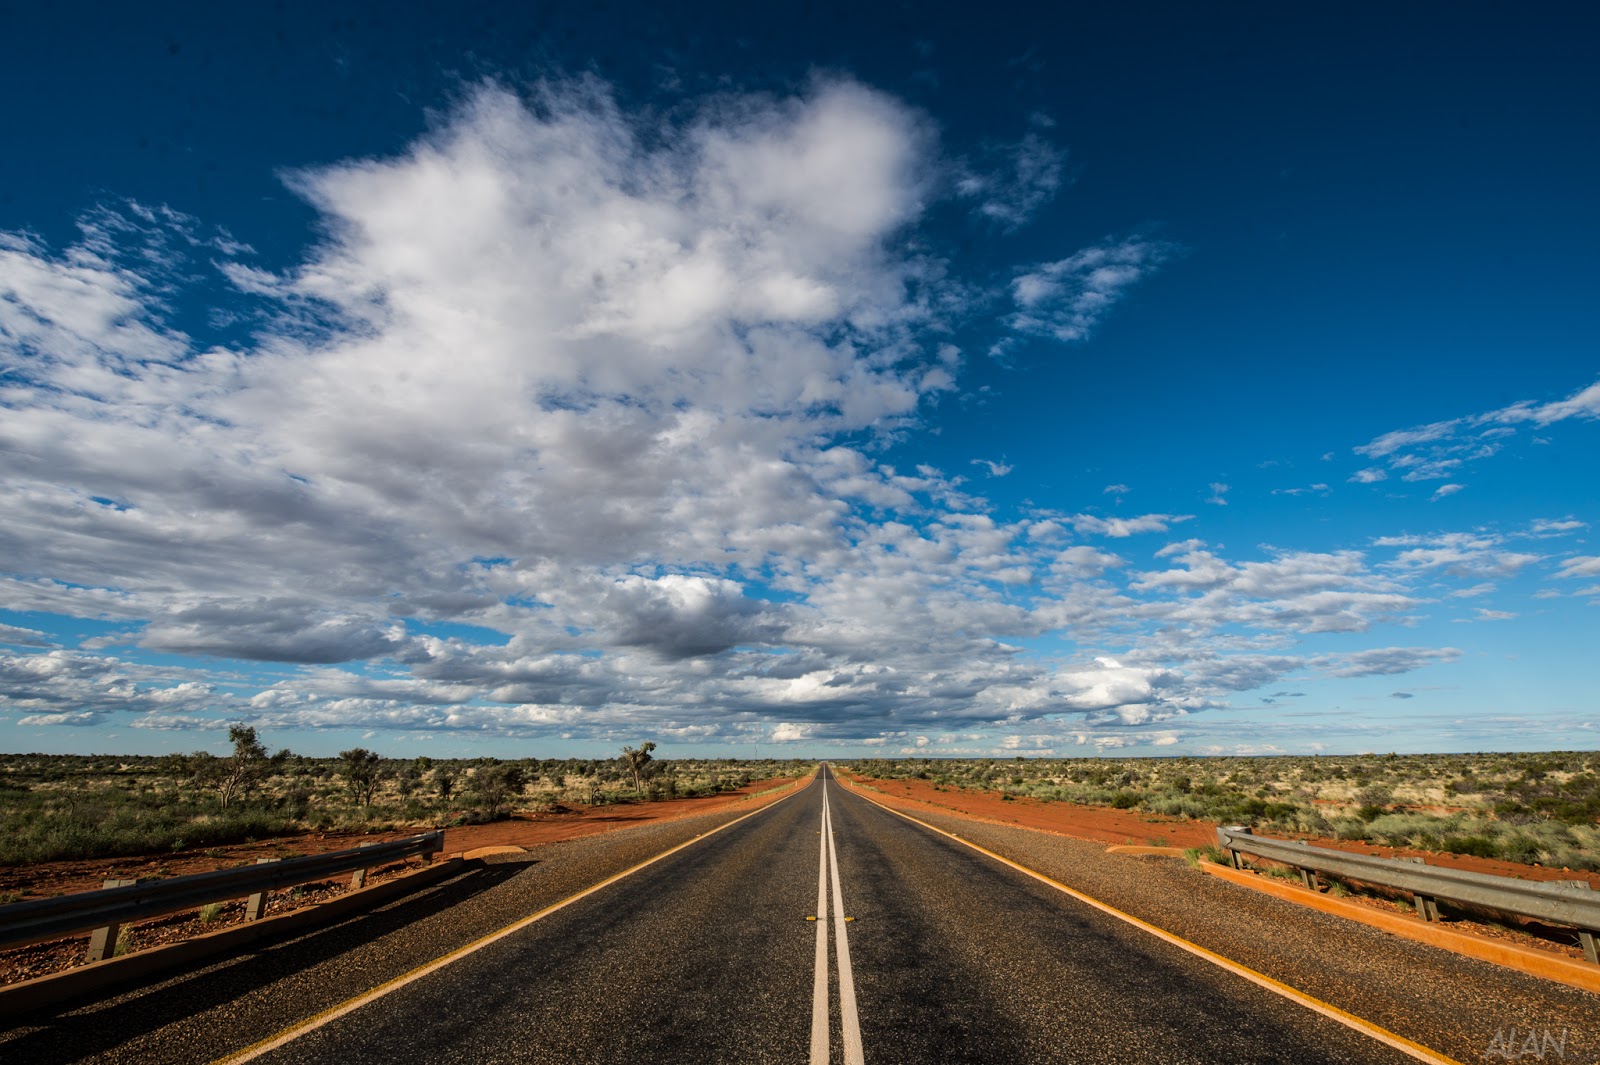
[[258, 767, 1435, 1063], [6, 767, 1591, 1063]]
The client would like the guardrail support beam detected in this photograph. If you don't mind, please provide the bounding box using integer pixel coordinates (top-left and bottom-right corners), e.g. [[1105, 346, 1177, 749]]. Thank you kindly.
[[0, 831, 444, 956], [85, 879, 137, 962], [1214, 826, 1600, 961]]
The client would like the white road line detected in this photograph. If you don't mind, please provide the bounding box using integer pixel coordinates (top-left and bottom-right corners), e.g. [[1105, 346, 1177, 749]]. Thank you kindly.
[[810, 778, 831, 1065], [214, 780, 808, 1065], [825, 775, 866, 1065]]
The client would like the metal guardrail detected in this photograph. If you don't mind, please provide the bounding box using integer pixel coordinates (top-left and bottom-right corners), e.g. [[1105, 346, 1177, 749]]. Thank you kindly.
[[1216, 825, 1599, 963], [0, 831, 443, 960]]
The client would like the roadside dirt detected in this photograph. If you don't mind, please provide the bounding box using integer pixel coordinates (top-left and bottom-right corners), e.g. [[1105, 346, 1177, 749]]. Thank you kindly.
[[840, 772, 1600, 886], [840, 771, 1598, 961], [0, 776, 801, 987], [0, 776, 801, 903]]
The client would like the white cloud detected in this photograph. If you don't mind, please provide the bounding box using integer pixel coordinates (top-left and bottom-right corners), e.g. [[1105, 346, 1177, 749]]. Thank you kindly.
[[1132, 546, 1417, 634], [1050, 546, 1125, 579], [955, 132, 1067, 230], [1354, 377, 1600, 485], [0, 75, 1500, 750], [1206, 482, 1229, 506], [1069, 512, 1193, 538], [1008, 236, 1174, 343], [1554, 556, 1600, 580], [1376, 532, 1540, 579], [1431, 483, 1464, 501], [1526, 518, 1587, 538], [1313, 646, 1461, 678], [0, 623, 55, 648]]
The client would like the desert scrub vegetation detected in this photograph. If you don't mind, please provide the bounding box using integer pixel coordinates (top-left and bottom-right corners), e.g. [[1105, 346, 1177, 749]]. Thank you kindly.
[[844, 751, 1600, 870], [0, 730, 811, 865]]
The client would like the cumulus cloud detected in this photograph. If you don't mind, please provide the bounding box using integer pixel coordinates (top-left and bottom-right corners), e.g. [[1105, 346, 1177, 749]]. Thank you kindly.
[[0, 649, 225, 722], [1133, 546, 1417, 634], [1376, 532, 1541, 579], [0, 74, 1485, 748]]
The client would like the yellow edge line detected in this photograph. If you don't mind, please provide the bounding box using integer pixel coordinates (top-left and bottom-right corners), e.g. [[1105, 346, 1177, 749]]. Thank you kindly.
[[840, 780, 1463, 1065], [214, 775, 814, 1064]]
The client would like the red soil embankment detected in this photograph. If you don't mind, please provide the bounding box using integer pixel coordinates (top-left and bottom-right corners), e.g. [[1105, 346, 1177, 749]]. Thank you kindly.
[[838, 772, 1600, 888], [0, 775, 803, 902]]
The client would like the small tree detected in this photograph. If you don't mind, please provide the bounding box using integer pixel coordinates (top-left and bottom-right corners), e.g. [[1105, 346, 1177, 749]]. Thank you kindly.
[[339, 748, 384, 807], [432, 767, 457, 803], [216, 725, 279, 809], [619, 741, 657, 793], [185, 726, 287, 809], [469, 763, 526, 819]]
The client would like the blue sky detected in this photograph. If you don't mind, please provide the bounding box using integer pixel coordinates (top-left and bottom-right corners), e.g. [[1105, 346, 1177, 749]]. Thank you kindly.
[[1, 2, 1596, 759]]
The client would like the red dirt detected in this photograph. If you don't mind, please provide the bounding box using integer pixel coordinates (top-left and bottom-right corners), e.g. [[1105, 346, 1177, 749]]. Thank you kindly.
[[0, 776, 804, 987], [839, 773, 1220, 849], [839, 772, 1600, 888], [0, 776, 803, 903]]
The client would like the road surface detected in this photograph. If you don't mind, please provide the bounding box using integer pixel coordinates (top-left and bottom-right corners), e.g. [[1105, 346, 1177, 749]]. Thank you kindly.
[[4, 766, 1596, 1063]]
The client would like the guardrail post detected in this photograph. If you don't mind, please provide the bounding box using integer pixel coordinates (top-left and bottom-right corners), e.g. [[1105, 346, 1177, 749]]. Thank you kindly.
[[85, 879, 137, 962], [245, 858, 274, 921], [350, 841, 379, 889], [1559, 882, 1598, 963], [1294, 841, 1319, 890], [1401, 858, 1441, 921], [1220, 825, 1251, 869]]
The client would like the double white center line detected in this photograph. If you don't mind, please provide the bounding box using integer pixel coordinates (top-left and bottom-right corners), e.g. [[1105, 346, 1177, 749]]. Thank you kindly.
[[810, 772, 864, 1065]]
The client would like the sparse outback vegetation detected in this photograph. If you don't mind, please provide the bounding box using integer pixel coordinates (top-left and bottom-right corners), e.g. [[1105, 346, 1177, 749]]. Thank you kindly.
[[846, 752, 1600, 871], [0, 736, 811, 866]]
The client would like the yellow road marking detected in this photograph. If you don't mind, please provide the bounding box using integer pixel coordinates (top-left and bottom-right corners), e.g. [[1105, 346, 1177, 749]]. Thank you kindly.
[[213, 779, 810, 1064], [840, 781, 1464, 1065]]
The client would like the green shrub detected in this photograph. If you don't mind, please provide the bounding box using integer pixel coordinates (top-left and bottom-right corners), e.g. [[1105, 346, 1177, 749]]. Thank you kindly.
[[1442, 835, 1497, 858]]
